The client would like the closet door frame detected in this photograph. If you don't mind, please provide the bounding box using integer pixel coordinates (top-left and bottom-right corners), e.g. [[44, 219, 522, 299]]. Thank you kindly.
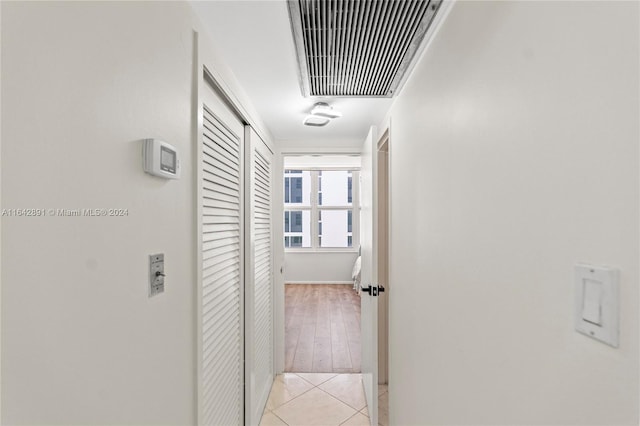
[[194, 30, 278, 425], [197, 67, 246, 426]]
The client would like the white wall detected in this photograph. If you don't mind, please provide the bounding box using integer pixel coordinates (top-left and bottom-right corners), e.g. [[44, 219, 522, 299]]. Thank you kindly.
[[1, 3, 195, 423], [284, 252, 358, 284], [387, 1, 639, 425], [0, 2, 267, 424]]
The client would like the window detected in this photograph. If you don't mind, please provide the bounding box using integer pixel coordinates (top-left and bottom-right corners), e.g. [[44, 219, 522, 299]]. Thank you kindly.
[[284, 209, 310, 248], [284, 170, 305, 203], [284, 168, 359, 249]]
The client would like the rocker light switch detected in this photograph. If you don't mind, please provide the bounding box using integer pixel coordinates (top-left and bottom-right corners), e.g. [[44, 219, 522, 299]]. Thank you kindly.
[[582, 279, 602, 325], [149, 253, 165, 297], [575, 264, 618, 347]]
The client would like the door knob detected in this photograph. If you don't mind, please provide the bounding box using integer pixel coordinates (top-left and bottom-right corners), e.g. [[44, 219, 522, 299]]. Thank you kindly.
[[361, 284, 385, 296]]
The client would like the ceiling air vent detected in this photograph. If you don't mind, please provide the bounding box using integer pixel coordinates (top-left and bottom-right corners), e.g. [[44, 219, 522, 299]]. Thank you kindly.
[[288, 0, 442, 97]]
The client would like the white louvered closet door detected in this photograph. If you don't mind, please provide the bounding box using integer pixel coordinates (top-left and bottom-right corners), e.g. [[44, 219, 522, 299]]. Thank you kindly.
[[199, 82, 245, 426], [245, 129, 274, 426]]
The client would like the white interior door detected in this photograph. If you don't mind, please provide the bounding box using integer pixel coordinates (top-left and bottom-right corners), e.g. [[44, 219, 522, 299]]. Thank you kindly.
[[245, 127, 274, 425], [198, 76, 245, 426], [360, 126, 379, 426]]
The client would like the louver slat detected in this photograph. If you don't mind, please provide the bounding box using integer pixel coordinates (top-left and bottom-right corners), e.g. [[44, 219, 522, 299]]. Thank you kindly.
[[288, 0, 442, 97]]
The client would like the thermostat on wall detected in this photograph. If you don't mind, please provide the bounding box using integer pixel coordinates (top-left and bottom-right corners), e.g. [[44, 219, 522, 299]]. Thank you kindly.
[[143, 139, 180, 179]]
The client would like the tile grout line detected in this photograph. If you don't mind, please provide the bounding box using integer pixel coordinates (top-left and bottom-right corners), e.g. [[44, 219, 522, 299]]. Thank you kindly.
[[294, 372, 337, 388], [264, 373, 370, 426], [270, 409, 290, 426], [339, 409, 366, 426], [307, 373, 367, 411], [270, 374, 317, 413], [313, 385, 360, 421]]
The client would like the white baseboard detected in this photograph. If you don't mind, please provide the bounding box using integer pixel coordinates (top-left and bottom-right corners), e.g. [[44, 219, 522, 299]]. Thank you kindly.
[[285, 281, 353, 285]]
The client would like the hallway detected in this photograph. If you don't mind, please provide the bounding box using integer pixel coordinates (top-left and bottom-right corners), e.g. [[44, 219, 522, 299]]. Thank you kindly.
[[1, 1, 637, 425], [260, 373, 388, 426]]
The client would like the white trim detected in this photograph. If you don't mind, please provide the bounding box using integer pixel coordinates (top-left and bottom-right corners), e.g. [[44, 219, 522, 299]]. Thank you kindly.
[[284, 248, 359, 254], [193, 29, 204, 426], [280, 148, 362, 155], [285, 281, 354, 285], [285, 166, 361, 172]]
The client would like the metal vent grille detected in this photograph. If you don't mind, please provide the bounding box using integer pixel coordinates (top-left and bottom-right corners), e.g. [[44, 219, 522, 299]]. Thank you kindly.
[[288, 0, 442, 97]]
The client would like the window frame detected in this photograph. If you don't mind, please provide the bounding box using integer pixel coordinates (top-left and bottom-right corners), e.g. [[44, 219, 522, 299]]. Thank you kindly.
[[284, 168, 360, 252]]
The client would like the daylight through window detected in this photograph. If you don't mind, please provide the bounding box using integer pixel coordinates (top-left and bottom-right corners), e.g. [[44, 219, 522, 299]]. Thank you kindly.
[[284, 169, 359, 249]]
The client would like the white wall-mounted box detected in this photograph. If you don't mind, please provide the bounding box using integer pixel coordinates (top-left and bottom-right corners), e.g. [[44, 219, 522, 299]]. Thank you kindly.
[[574, 264, 619, 347], [143, 139, 180, 179]]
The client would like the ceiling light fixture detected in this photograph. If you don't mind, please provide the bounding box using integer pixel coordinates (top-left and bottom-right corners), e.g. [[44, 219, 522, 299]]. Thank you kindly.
[[303, 102, 342, 127], [302, 115, 330, 127], [310, 102, 342, 119]]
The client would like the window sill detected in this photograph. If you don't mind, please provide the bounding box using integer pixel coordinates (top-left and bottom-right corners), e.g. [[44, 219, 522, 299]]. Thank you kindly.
[[284, 248, 359, 254]]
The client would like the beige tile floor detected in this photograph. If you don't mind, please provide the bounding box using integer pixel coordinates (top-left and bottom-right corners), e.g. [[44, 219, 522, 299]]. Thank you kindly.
[[260, 373, 389, 426]]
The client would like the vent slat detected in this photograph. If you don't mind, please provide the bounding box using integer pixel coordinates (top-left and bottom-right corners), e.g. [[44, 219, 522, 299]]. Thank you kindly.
[[375, 1, 427, 95], [342, 0, 357, 95], [306, 2, 315, 94], [366, 0, 402, 94], [352, 0, 374, 95], [314, 0, 321, 94], [357, 0, 385, 95], [330, 0, 339, 96], [336, 0, 348, 95], [368, 2, 402, 94], [322, 0, 328, 96], [302, 1, 313, 94], [371, 0, 415, 95], [357, 0, 368, 94], [303, 1, 314, 94], [347, 1, 364, 95], [289, 0, 440, 97]]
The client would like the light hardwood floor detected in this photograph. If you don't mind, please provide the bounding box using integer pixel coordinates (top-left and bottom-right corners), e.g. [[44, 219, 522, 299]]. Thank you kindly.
[[285, 284, 361, 373]]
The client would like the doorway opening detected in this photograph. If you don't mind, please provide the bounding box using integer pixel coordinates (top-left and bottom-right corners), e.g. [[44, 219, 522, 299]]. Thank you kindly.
[[282, 155, 362, 373]]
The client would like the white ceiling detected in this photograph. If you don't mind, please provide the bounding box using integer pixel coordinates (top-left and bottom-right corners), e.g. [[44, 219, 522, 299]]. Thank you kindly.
[[190, 0, 395, 144]]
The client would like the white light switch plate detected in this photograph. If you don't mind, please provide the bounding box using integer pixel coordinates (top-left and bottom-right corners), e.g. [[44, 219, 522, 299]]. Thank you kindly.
[[149, 253, 165, 297], [575, 264, 619, 347]]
